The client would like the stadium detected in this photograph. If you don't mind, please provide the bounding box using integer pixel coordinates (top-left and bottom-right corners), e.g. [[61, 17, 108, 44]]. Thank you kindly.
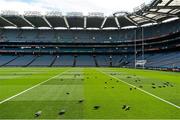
[[0, 0, 180, 119]]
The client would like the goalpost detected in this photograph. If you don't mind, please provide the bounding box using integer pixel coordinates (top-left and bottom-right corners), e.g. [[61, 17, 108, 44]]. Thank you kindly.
[[134, 27, 146, 69]]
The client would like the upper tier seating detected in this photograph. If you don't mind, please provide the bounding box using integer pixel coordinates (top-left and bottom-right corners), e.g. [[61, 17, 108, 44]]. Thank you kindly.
[[1, 20, 180, 43]]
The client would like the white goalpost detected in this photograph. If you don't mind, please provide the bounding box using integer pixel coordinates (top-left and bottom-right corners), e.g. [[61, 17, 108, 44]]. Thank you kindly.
[[134, 27, 146, 69]]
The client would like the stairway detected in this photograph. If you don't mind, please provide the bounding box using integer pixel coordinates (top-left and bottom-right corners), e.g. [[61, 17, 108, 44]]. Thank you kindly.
[[73, 55, 77, 67], [93, 56, 98, 67], [1, 56, 19, 67], [25, 56, 39, 67], [49, 56, 57, 67]]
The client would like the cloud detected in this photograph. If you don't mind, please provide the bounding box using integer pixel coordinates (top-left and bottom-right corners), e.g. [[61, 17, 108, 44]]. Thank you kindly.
[[0, 0, 151, 15]]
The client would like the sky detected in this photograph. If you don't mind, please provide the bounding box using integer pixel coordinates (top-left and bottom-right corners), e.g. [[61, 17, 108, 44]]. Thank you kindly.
[[0, 0, 152, 15]]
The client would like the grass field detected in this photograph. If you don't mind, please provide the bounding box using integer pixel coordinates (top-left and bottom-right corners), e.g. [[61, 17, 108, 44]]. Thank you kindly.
[[0, 67, 179, 119]]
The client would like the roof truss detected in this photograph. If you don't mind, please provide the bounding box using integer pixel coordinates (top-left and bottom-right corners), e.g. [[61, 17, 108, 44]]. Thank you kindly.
[[0, 0, 180, 29]]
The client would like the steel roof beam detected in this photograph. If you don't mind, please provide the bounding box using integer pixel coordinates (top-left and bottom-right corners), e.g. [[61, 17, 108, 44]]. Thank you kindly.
[[21, 15, 35, 27], [84, 16, 87, 29], [43, 16, 52, 28], [63, 16, 69, 28], [135, 14, 157, 23], [101, 17, 107, 28], [165, 0, 174, 6], [149, 0, 163, 7], [0, 16, 17, 27], [152, 6, 180, 9], [124, 15, 139, 26], [115, 17, 121, 28], [146, 11, 177, 17]]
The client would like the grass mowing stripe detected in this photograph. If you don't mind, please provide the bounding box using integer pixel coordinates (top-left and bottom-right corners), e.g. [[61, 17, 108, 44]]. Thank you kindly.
[[0, 69, 71, 105], [97, 69, 180, 109]]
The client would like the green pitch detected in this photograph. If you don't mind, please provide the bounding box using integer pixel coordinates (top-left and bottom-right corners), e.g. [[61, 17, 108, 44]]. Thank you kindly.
[[0, 67, 179, 119]]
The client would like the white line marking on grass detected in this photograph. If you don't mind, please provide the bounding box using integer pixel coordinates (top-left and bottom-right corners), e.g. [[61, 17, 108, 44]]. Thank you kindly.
[[98, 69, 180, 109], [0, 69, 71, 105]]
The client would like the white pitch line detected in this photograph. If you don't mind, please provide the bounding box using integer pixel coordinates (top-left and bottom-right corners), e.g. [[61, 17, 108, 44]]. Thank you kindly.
[[0, 69, 71, 105], [98, 69, 180, 109]]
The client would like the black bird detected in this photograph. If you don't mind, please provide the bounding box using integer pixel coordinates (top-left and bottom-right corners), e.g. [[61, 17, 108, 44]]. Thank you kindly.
[[93, 106, 100, 110], [59, 109, 66, 115], [78, 99, 84, 103], [125, 106, 131, 111], [164, 82, 169, 86], [122, 105, 126, 109], [127, 76, 131, 79], [35, 111, 42, 117]]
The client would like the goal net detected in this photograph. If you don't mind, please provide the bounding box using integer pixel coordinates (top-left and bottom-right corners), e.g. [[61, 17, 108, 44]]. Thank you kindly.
[[135, 60, 147, 67]]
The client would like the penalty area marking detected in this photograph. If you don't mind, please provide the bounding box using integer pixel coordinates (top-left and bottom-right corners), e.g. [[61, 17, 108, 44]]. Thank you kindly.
[[98, 69, 180, 109], [0, 69, 71, 105]]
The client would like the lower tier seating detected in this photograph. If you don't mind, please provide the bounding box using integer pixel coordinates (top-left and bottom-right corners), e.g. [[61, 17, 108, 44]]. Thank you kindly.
[[0, 52, 179, 68]]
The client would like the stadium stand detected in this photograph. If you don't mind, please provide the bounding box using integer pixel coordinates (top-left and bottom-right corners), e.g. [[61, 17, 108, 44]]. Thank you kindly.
[[96, 55, 110, 67], [76, 55, 95, 67], [0, 55, 17, 66], [0, 52, 179, 69], [0, 0, 180, 71], [6, 55, 36, 67], [53, 55, 74, 67], [28, 55, 55, 67]]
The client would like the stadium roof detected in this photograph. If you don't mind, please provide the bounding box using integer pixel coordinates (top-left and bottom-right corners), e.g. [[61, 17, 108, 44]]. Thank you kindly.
[[0, 0, 180, 29]]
